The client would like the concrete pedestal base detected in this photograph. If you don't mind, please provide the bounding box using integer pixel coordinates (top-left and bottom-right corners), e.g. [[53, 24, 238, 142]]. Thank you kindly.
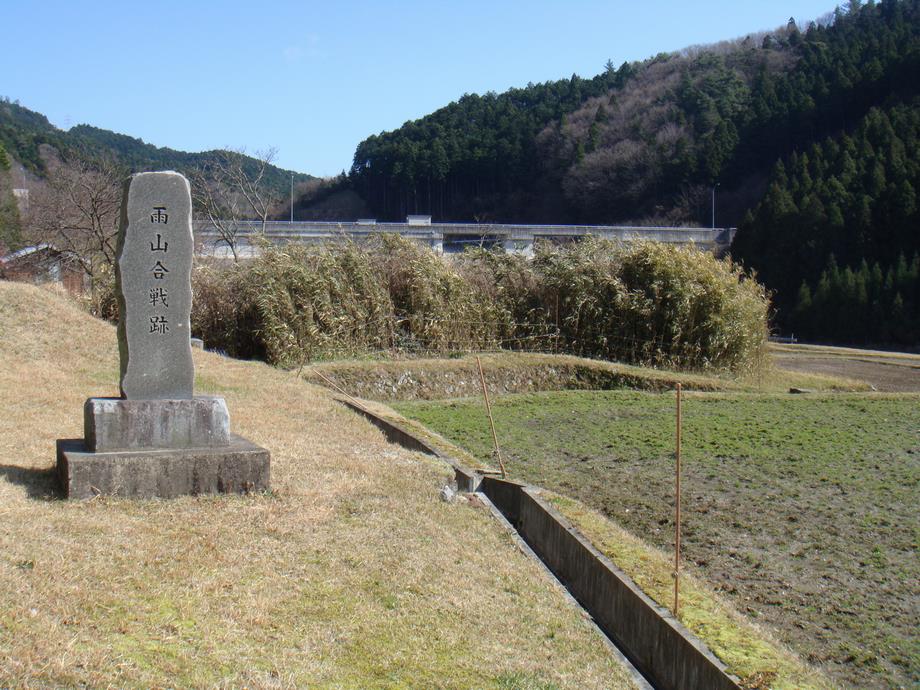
[[57, 434, 270, 499], [84, 397, 231, 452]]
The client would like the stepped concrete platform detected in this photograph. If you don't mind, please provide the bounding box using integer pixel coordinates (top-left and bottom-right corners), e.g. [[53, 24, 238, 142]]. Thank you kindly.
[[57, 434, 270, 499]]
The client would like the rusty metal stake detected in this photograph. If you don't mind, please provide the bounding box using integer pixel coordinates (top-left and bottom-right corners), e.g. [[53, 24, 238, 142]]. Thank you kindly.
[[476, 356, 507, 478], [674, 382, 682, 617]]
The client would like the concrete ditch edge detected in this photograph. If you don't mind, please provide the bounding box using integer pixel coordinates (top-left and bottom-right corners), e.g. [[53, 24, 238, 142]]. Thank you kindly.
[[336, 396, 741, 690], [338, 398, 481, 491], [475, 488, 654, 690], [482, 477, 741, 690]]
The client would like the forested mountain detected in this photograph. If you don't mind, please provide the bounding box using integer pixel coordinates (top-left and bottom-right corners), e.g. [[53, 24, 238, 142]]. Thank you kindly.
[[346, 0, 920, 344], [3, 2, 919, 344], [349, 67, 631, 222], [734, 102, 920, 319], [0, 98, 311, 198], [0, 142, 22, 251]]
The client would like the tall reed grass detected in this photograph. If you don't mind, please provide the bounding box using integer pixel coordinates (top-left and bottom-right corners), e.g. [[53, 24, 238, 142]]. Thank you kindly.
[[189, 235, 769, 375]]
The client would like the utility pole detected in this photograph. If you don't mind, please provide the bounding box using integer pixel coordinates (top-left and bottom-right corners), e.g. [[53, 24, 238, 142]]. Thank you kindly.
[[711, 182, 720, 229], [290, 173, 294, 223]]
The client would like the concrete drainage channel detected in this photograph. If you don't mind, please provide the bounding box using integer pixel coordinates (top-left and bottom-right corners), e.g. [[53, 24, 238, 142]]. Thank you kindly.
[[339, 398, 741, 690], [478, 476, 740, 690]]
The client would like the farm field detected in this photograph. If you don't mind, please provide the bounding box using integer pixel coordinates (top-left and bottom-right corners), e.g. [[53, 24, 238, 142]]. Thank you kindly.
[[394, 389, 920, 689], [772, 343, 920, 392]]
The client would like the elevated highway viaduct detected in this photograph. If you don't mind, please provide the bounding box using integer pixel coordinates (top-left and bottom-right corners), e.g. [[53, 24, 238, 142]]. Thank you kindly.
[[193, 220, 736, 258]]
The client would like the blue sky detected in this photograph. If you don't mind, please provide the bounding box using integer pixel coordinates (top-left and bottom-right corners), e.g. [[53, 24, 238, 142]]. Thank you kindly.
[[6, 1, 838, 176]]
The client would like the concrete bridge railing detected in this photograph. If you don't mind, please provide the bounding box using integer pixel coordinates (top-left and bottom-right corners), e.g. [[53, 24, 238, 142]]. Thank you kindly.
[[193, 220, 736, 258]]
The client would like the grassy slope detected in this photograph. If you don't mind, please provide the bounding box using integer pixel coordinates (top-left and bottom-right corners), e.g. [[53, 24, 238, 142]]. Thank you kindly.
[[394, 390, 919, 689], [0, 282, 636, 689]]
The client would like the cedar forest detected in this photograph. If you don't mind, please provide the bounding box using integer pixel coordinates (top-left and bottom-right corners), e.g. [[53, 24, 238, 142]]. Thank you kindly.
[[1, 0, 918, 345], [348, 0, 920, 345]]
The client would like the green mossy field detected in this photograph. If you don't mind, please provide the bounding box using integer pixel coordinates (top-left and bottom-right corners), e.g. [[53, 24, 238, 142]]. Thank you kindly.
[[394, 390, 920, 689]]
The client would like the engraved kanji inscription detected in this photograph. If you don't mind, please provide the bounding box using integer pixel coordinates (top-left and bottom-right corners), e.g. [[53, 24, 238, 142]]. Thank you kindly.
[[117, 172, 194, 399], [149, 315, 169, 334], [150, 260, 169, 279], [150, 233, 168, 252], [149, 287, 168, 308]]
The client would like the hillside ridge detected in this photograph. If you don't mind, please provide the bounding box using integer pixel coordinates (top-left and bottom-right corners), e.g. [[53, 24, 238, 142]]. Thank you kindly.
[[0, 98, 313, 195]]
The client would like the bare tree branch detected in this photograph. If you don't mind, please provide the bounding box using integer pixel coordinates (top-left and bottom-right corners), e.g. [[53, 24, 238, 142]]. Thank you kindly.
[[191, 147, 282, 261], [191, 167, 243, 262], [26, 156, 123, 291]]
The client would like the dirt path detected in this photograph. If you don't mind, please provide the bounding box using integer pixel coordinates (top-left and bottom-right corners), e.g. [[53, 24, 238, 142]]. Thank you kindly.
[[773, 344, 920, 392]]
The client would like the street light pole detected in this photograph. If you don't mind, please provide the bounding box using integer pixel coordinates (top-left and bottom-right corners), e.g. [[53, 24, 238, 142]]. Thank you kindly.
[[290, 173, 294, 223], [711, 182, 720, 229]]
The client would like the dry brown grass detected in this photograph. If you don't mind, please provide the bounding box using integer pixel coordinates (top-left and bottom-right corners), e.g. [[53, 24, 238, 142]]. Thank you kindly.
[[0, 281, 637, 688], [769, 343, 920, 392], [771, 341, 920, 362]]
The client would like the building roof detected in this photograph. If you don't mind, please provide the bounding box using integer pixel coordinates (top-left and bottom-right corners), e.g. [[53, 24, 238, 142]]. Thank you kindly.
[[0, 244, 53, 265]]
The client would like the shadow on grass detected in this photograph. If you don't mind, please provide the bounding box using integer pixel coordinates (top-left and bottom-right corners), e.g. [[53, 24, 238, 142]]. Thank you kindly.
[[0, 464, 62, 499]]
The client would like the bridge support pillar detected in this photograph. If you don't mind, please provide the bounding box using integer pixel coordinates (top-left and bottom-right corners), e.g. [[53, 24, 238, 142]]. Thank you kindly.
[[503, 237, 534, 256]]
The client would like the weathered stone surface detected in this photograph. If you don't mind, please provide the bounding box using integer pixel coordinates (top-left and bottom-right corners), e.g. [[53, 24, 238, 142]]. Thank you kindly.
[[57, 435, 270, 499], [84, 396, 231, 452], [55, 170, 272, 500], [116, 171, 194, 400]]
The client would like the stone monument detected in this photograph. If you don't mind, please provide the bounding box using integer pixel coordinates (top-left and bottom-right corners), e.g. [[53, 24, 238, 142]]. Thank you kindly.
[[56, 171, 270, 499]]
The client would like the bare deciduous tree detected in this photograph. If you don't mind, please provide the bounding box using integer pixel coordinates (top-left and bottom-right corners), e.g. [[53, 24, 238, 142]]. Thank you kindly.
[[192, 147, 281, 261], [26, 156, 124, 307], [191, 167, 245, 262]]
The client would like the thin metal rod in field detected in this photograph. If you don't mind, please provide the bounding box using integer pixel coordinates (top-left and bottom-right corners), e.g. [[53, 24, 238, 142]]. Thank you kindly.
[[674, 382, 682, 617], [476, 356, 507, 479]]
